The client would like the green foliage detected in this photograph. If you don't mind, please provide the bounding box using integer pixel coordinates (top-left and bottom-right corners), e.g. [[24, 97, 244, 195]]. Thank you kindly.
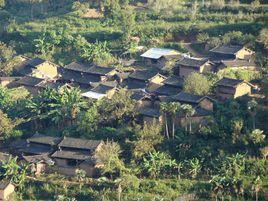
[[132, 123, 163, 160], [0, 156, 28, 187], [184, 72, 211, 95], [0, 109, 22, 140], [95, 141, 125, 177], [0, 42, 19, 76], [142, 151, 177, 178], [259, 28, 268, 49]]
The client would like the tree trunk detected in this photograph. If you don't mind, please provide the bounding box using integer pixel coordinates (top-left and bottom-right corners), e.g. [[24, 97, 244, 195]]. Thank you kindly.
[[256, 191, 258, 201], [172, 118, 175, 139], [189, 118, 192, 134]]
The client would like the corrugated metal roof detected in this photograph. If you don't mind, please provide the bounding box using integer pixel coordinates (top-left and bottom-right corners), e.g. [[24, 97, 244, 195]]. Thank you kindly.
[[82, 91, 107, 99], [141, 48, 179, 59]]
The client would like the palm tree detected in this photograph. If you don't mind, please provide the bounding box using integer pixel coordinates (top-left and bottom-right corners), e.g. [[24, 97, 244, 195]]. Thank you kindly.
[[181, 104, 195, 133], [160, 102, 170, 139], [247, 99, 258, 130], [169, 102, 181, 139], [251, 176, 262, 201]]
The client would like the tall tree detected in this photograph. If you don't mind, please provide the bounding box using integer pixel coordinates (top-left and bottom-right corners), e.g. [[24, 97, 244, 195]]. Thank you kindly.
[[95, 141, 125, 178], [184, 72, 211, 95], [160, 102, 170, 139], [247, 99, 258, 130], [181, 104, 195, 133]]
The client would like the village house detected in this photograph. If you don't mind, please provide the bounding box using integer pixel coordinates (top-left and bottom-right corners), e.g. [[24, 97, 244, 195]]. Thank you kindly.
[[171, 92, 214, 111], [51, 137, 104, 177], [217, 59, 259, 71], [123, 70, 166, 90], [137, 107, 163, 125], [216, 77, 253, 100], [209, 45, 254, 61], [17, 57, 59, 79], [81, 81, 118, 100], [59, 62, 117, 89], [130, 89, 154, 109], [10, 76, 65, 95], [22, 154, 54, 175], [175, 57, 214, 78], [141, 48, 182, 69], [0, 181, 15, 201], [150, 75, 184, 96], [21, 134, 62, 156]]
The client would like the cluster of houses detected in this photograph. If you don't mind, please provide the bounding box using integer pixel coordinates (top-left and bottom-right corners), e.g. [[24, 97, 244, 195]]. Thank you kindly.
[[0, 44, 260, 198], [0, 44, 257, 124]]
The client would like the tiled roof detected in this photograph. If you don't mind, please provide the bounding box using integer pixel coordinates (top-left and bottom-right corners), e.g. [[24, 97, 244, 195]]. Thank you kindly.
[[122, 78, 147, 89], [15, 76, 44, 87], [177, 57, 208, 68], [0, 181, 11, 190], [163, 76, 184, 88], [91, 83, 116, 94], [216, 77, 245, 87], [130, 89, 151, 101], [20, 144, 54, 155], [26, 58, 46, 67], [64, 62, 90, 72], [51, 150, 91, 160], [87, 65, 115, 75], [210, 45, 244, 55], [59, 68, 101, 84], [128, 70, 159, 81], [152, 85, 182, 96], [22, 154, 54, 165], [28, 134, 62, 146], [138, 107, 160, 118], [195, 107, 213, 117], [58, 137, 102, 151], [221, 59, 257, 68], [172, 92, 206, 104], [141, 48, 180, 59]]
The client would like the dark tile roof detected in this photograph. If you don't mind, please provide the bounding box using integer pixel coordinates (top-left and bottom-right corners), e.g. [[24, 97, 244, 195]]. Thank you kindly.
[[138, 107, 160, 118], [22, 154, 54, 165], [28, 134, 62, 146], [216, 77, 251, 88], [163, 76, 184, 88], [0, 181, 11, 190], [221, 59, 257, 68], [195, 107, 213, 117], [59, 68, 101, 84], [20, 144, 54, 155], [51, 150, 91, 160], [210, 45, 243, 55], [122, 78, 147, 89], [172, 92, 206, 104], [15, 76, 44, 87], [130, 90, 151, 101], [26, 58, 46, 67], [91, 83, 116, 94], [177, 57, 209, 68], [152, 85, 182, 96], [0, 77, 22, 81], [58, 137, 102, 151], [128, 70, 159, 81], [64, 62, 90, 73], [87, 65, 115, 75]]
